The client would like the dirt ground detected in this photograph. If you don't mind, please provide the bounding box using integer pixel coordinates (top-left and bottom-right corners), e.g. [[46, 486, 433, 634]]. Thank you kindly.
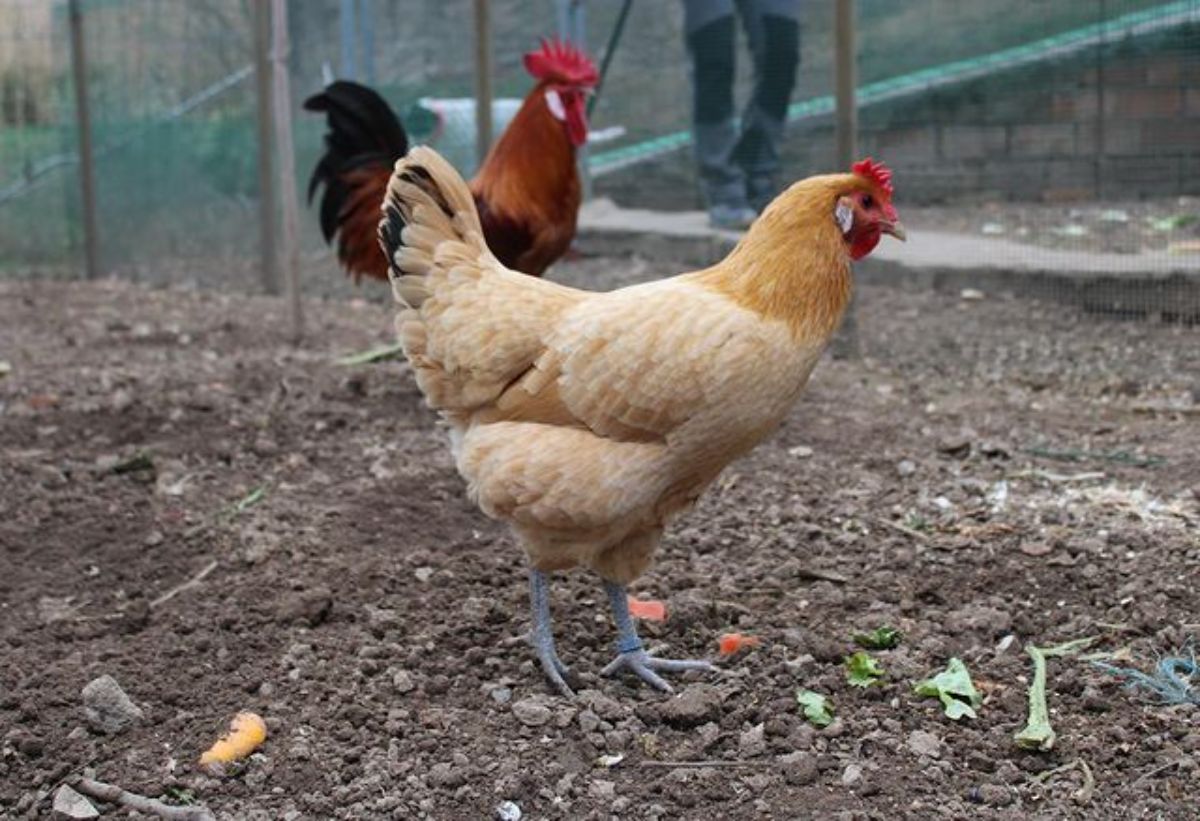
[[1, 256, 1198, 820]]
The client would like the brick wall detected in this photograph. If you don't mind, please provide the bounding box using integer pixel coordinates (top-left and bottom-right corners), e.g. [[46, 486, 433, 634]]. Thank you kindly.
[[595, 24, 1199, 209], [843, 26, 1200, 203]]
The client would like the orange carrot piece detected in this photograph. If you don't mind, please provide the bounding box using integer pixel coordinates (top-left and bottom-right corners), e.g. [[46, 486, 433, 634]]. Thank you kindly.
[[626, 596, 667, 621], [199, 711, 267, 765], [718, 633, 762, 656]]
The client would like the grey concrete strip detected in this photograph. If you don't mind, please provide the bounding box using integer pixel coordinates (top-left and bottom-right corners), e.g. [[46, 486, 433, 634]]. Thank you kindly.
[[578, 199, 1200, 278], [872, 229, 1200, 278]]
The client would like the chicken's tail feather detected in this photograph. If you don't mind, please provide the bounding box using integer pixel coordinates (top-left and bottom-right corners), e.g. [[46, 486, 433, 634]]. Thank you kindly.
[[378, 146, 490, 308], [304, 81, 409, 281]]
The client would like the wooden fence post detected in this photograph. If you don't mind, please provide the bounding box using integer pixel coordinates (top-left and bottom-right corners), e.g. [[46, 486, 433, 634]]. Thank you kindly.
[[252, 0, 279, 295], [473, 0, 493, 166], [67, 0, 100, 279], [270, 0, 304, 342]]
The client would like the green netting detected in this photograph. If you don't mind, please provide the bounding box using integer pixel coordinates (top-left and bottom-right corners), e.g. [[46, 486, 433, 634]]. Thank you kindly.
[[0, 0, 1197, 292]]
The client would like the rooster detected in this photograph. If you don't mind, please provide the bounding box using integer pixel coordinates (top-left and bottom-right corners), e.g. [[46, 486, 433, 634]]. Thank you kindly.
[[305, 39, 597, 281], [378, 147, 905, 697]]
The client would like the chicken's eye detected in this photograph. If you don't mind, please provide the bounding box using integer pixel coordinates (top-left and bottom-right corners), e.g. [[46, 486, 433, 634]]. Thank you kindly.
[[861, 194, 874, 209]]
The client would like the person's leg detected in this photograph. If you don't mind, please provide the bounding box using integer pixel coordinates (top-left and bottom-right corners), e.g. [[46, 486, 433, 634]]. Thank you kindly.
[[733, 0, 800, 211], [684, 0, 755, 228]]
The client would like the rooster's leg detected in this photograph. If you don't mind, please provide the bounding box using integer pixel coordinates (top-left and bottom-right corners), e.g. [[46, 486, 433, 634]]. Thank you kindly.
[[600, 581, 715, 693], [529, 569, 574, 698]]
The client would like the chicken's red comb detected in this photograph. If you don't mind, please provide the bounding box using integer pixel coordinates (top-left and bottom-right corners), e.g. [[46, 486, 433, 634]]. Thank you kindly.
[[852, 158, 894, 196], [523, 38, 598, 88]]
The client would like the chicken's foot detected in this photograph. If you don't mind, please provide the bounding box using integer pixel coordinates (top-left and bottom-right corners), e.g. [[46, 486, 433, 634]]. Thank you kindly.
[[600, 581, 715, 693], [529, 569, 574, 698]]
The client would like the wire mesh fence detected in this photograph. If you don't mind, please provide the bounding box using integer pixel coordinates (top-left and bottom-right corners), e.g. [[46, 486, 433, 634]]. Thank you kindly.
[[0, 0, 1197, 316]]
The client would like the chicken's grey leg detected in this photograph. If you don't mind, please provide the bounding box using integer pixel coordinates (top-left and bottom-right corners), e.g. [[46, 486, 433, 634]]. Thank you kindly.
[[600, 581, 715, 692], [529, 569, 573, 698]]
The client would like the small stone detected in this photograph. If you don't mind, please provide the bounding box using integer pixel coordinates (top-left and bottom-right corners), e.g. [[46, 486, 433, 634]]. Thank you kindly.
[[460, 597, 491, 622], [490, 686, 512, 705], [783, 653, 816, 676], [589, 779, 616, 800], [414, 566, 434, 583], [779, 751, 819, 786], [907, 730, 943, 759], [275, 588, 332, 627], [660, 684, 723, 728], [393, 670, 416, 694], [822, 717, 846, 738], [428, 762, 466, 789], [977, 783, 1013, 807], [1080, 685, 1109, 713], [495, 801, 522, 821], [937, 435, 971, 458], [82, 675, 143, 734], [251, 436, 279, 457], [696, 721, 721, 751], [424, 674, 451, 695], [946, 605, 1012, 637], [37, 465, 70, 489], [556, 706, 579, 729], [742, 773, 771, 792], [841, 763, 864, 787], [53, 784, 99, 819], [511, 698, 553, 727], [967, 752, 996, 773], [578, 690, 625, 722], [996, 761, 1023, 784], [110, 389, 135, 413], [577, 709, 601, 732], [738, 723, 766, 758], [896, 459, 917, 477], [13, 731, 44, 757]]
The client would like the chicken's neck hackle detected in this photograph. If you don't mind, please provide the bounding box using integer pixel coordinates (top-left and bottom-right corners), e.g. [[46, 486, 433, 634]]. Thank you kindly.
[[693, 174, 862, 343], [471, 89, 579, 222]]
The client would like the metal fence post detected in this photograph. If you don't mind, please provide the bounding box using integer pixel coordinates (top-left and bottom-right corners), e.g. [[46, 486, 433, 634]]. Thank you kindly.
[[833, 0, 860, 359], [253, 0, 279, 295], [339, 0, 359, 80], [473, 0, 493, 165], [835, 0, 857, 169], [270, 0, 305, 343], [360, 0, 376, 85], [67, 0, 100, 280], [557, 0, 591, 199]]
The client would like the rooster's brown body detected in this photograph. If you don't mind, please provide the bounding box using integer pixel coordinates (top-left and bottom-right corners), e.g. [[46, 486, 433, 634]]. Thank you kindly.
[[306, 41, 596, 281]]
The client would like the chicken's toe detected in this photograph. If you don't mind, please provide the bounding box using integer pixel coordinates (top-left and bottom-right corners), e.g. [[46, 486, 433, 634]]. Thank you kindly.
[[601, 650, 715, 693]]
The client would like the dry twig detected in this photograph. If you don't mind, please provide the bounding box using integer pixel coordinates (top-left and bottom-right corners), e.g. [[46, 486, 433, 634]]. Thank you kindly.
[[1133, 758, 1185, 786], [72, 777, 215, 821], [872, 516, 931, 543], [1033, 758, 1095, 804], [1129, 403, 1200, 416], [639, 760, 774, 769], [150, 560, 218, 609]]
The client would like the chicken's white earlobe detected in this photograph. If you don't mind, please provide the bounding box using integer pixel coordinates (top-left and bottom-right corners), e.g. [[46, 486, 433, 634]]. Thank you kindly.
[[835, 198, 854, 235], [544, 88, 567, 122]]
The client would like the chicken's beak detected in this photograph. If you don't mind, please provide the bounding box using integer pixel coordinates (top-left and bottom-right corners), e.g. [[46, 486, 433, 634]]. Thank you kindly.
[[882, 220, 907, 242]]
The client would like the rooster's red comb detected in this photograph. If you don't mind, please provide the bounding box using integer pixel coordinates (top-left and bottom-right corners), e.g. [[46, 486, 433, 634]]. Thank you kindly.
[[851, 158, 894, 196], [523, 38, 598, 88]]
